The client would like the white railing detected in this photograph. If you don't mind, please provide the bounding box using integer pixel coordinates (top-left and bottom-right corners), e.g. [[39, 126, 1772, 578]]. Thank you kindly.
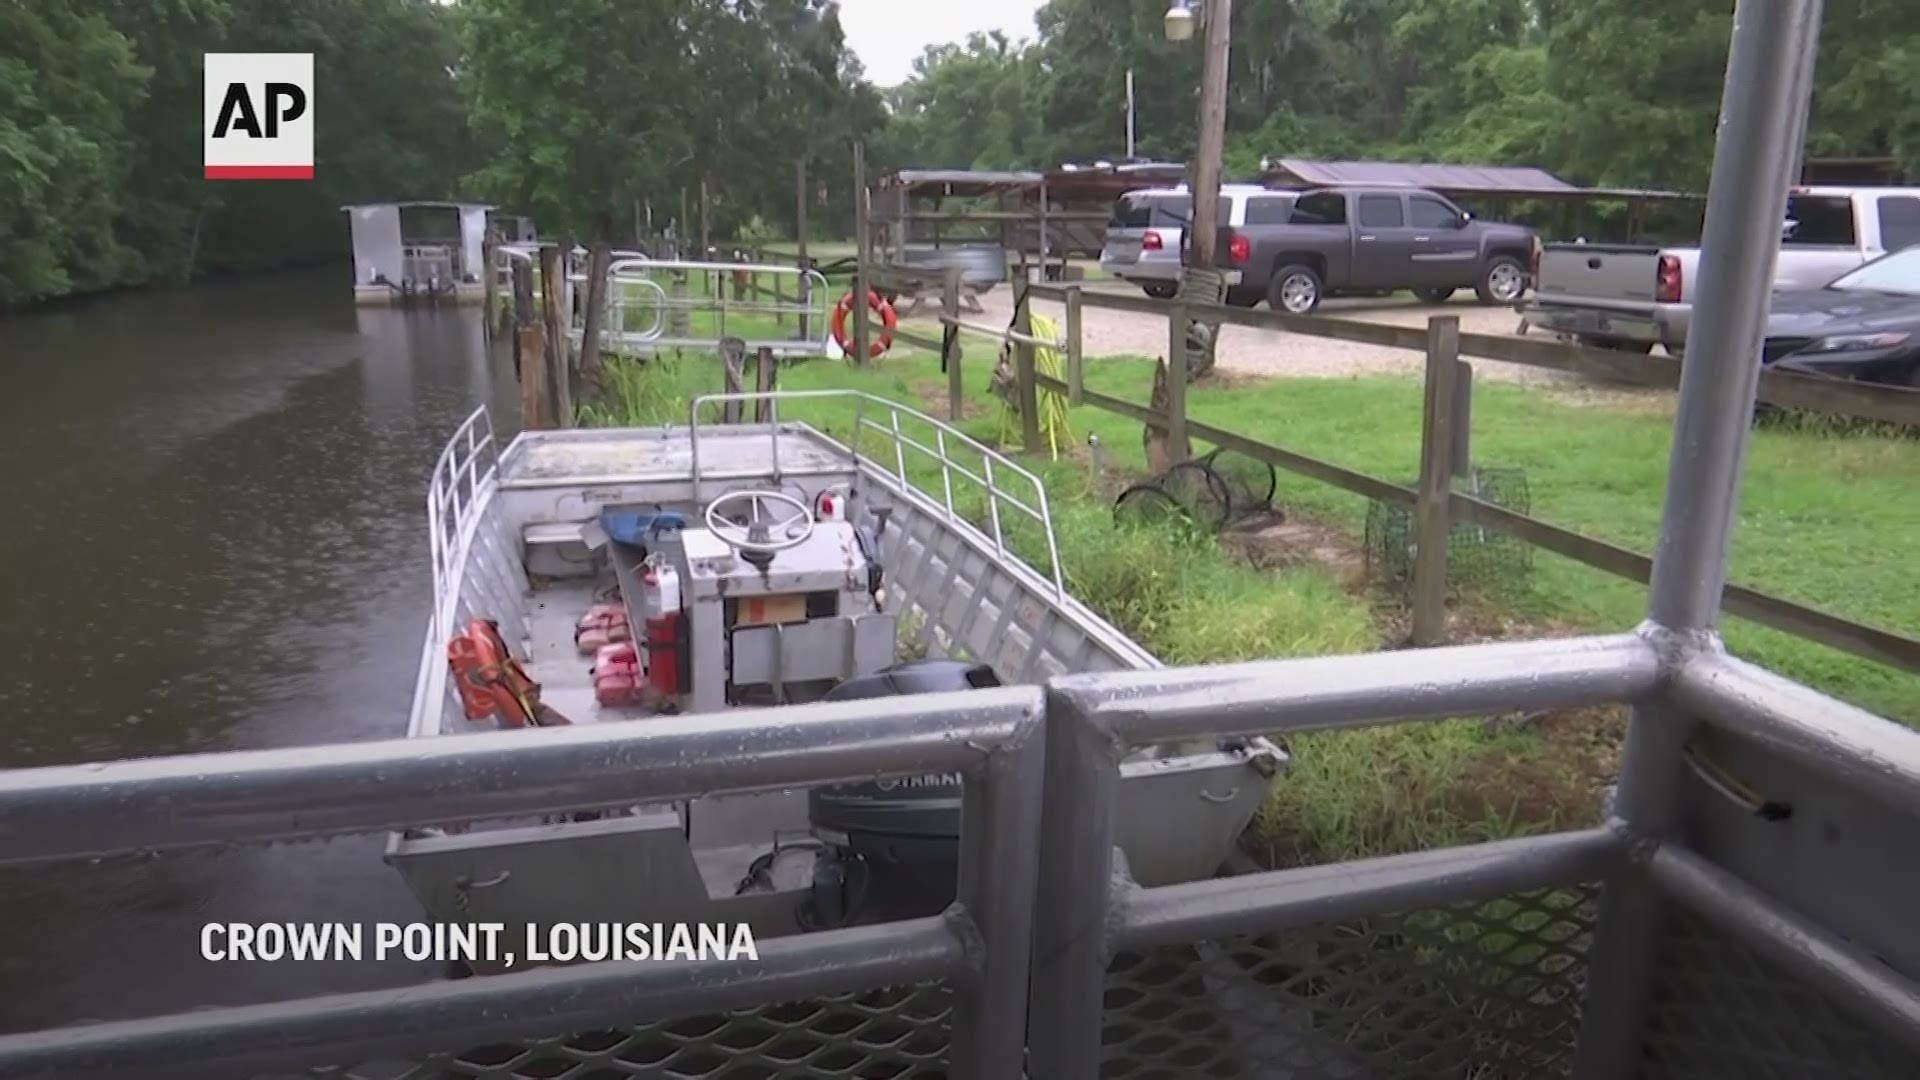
[[687, 390, 1066, 597], [425, 406, 501, 638], [577, 258, 834, 358], [402, 244, 456, 286]]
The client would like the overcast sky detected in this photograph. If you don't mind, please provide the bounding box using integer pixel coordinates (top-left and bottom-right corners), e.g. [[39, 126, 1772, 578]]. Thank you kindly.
[[836, 0, 1042, 87]]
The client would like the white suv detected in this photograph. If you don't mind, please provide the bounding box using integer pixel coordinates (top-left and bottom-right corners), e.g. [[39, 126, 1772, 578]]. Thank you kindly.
[[1100, 184, 1276, 298]]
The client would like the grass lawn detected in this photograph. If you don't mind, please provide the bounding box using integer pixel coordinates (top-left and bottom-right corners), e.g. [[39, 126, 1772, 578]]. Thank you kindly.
[[575, 342, 1919, 864]]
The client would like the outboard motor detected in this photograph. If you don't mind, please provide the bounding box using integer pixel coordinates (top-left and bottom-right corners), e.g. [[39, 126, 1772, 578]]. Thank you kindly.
[[805, 660, 1002, 924]]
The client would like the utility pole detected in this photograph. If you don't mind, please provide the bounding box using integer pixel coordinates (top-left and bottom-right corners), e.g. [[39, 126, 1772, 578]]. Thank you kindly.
[[1125, 69, 1136, 159], [1186, 0, 1232, 269]]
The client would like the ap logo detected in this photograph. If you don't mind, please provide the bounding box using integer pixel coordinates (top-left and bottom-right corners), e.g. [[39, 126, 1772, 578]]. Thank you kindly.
[[204, 53, 314, 180]]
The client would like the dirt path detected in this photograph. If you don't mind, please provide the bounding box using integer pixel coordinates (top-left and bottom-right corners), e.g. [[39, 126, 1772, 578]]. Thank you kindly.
[[901, 280, 1590, 388]]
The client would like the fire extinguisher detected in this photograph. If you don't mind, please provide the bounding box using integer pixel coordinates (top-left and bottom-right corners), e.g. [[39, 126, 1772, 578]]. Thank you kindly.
[[640, 555, 684, 700]]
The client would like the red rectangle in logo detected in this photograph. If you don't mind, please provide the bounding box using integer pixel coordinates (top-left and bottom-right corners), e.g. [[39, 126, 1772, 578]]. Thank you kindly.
[[204, 164, 315, 180]]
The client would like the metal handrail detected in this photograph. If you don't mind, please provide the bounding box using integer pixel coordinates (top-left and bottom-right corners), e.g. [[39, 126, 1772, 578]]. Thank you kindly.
[[0, 686, 1047, 1080], [425, 406, 500, 640], [940, 313, 1065, 351], [571, 258, 833, 357], [686, 389, 1067, 597]]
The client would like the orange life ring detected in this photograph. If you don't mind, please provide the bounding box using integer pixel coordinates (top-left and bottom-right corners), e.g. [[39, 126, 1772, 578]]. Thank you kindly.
[[447, 619, 566, 728], [831, 290, 897, 358]]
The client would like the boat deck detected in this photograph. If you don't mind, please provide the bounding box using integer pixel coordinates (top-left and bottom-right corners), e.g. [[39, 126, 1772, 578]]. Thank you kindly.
[[518, 573, 812, 883], [502, 425, 854, 487], [521, 578, 646, 726]]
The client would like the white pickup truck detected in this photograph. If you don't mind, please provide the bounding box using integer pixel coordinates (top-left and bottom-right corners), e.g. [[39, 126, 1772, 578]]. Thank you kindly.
[[1522, 186, 1920, 352]]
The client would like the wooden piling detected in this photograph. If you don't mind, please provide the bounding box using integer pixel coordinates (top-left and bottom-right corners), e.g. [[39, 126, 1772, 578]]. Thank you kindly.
[[481, 234, 498, 340], [518, 323, 549, 430], [538, 244, 571, 427], [1166, 304, 1190, 463], [754, 346, 777, 423], [1065, 285, 1084, 406], [1014, 278, 1042, 454], [943, 268, 963, 422], [852, 141, 871, 365]]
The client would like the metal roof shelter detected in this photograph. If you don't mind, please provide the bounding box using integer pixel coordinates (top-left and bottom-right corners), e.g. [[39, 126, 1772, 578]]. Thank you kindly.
[[874, 165, 1196, 264], [1261, 157, 1698, 203], [1260, 157, 1703, 242]]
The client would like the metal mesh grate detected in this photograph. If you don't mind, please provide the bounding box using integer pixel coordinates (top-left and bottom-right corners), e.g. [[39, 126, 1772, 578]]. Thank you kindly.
[[1641, 906, 1920, 1079], [1365, 466, 1533, 596], [310, 983, 952, 1080], [1100, 885, 1598, 1079]]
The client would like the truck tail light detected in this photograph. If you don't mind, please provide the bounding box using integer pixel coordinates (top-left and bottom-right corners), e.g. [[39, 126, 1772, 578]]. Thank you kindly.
[[1656, 254, 1683, 303], [1228, 232, 1250, 265], [1142, 230, 1163, 251]]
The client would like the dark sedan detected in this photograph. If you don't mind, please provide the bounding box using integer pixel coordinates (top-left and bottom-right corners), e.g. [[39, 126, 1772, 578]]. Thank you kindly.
[[1764, 247, 1920, 387]]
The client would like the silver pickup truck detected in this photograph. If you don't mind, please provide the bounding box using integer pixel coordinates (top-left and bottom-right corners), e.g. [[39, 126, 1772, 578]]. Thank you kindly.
[[1524, 186, 1920, 352]]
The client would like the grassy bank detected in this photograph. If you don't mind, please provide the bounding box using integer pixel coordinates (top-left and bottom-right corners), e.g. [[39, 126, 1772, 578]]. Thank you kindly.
[[575, 344, 1918, 864]]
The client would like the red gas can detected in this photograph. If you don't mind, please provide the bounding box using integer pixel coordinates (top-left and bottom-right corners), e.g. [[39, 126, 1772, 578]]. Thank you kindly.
[[645, 614, 682, 697]]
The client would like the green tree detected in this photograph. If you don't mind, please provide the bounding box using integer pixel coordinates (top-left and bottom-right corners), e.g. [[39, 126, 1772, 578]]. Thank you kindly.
[[0, 1, 149, 304]]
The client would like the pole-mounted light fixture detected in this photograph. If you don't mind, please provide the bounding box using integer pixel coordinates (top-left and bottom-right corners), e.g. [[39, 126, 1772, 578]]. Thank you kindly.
[[1164, 0, 1197, 42]]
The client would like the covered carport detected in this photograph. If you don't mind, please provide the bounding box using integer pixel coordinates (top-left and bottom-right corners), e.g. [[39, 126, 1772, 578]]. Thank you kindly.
[[872, 162, 1190, 277], [1260, 157, 1702, 243]]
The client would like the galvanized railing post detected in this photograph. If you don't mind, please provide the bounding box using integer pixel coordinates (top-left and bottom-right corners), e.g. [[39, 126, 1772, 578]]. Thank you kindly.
[[948, 695, 1047, 1079], [1027, 685, 1125, 1079], [1574, 3, 1824, 1077]]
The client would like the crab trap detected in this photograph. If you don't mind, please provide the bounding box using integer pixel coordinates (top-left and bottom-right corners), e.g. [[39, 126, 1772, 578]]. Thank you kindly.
[[1113, 448, 1279, 535], [1364, 465, 1534, 594]]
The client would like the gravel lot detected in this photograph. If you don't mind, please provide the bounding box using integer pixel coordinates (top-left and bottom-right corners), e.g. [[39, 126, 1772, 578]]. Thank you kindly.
[[904, 280, 1582, 387]]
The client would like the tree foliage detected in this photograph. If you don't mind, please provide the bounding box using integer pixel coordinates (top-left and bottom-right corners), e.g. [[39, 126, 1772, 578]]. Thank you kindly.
[[9, 0, 1920, 307], [460, 0, 882, 244], [884, 0, 1920, 198], [0, 0, 475, 306]]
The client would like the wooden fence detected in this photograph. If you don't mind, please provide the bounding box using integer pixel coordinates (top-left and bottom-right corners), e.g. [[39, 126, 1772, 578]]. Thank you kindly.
[[910, 272, 1919, 675]]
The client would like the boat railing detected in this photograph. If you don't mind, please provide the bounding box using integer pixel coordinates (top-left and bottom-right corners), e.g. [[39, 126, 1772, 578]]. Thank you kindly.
[[425, 405, 500, 640], [2, 8, 1917, 1077], [1, 623, 1914, 1078], [688, 389, 1066, 598], [576, 257, 833, 358], [402, 243, 456, 285]]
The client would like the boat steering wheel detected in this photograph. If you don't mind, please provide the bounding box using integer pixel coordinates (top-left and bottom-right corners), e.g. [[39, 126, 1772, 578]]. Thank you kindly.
[[704, 489, 815, 556]]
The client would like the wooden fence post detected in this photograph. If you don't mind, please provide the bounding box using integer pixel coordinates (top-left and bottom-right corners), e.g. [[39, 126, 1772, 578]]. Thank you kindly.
[[754, 346, 777, 423], [1166, 303, 1190, 463], [1453, 361, 1474, 480], [1065, 284, 1084, 406], [669, 270, 690, 338], [1015, 278, 1043, 453], [943, 268, 963, 422], [1412, 315, 1462, 645], [852, 141, 871, 365], [720, 338, 746, 424], [796, 157, 812, 345]]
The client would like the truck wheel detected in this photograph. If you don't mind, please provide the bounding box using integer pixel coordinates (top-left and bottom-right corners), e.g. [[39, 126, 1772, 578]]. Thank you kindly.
[[1268, 265, 1323, 314], [1142, 282, 1177, 300], [1476, 257, 1527, 304], [1413, 287, 1455, 304]]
